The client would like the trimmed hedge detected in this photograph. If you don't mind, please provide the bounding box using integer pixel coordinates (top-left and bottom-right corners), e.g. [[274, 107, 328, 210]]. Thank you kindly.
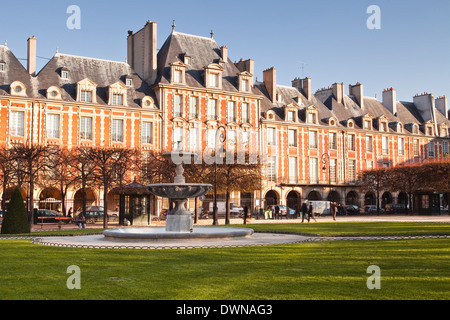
[[1, 187, 30, 234]]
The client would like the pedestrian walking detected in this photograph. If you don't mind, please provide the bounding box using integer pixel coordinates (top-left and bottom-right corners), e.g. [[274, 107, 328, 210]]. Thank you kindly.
[[308, 202, 317, 222], [243, 204, 249, 224], [275, 204, 280, 219], [301, 201, 308, 223], [331, 202, 337, 221]]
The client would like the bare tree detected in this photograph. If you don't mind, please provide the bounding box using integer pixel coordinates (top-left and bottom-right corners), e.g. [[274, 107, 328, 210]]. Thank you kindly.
[[357, 168, 389, 215], [86, 146, 137, 228], [0, 147, 16, 213], [11, 144, 53, 224], [41, 147, 78, 216]]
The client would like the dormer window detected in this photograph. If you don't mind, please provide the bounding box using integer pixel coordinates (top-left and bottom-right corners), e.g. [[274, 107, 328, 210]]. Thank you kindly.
[[238, 71, 253, 92], [287, 111, 295, 121], [184, 56, 191, 65], [10, 81, 27, 97], [397, 123, 403, 133], [308, 112, 317, 124], [46, 86, 62, 99], [426, 125, 434, 136], [60, 67, 69, 80], [77, 78, 97, 104], [108, 81, 128, 106], [204, 63, 224, 89], [170, 61, 187, 85], [0, 62, 5, 72], [364, 120, 371, 130], [141, 96, 154, 108], [125, 76, 133, 87]]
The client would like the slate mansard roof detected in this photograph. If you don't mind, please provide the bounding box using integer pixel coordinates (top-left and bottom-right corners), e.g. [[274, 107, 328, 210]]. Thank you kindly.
[[156, 31, 260, 95], [0, 45, 156, 109]]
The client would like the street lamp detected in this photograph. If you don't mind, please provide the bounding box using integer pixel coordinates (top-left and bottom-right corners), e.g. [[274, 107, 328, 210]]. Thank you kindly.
[[321, 153, 332, 214], [213, 125, 226, 225]]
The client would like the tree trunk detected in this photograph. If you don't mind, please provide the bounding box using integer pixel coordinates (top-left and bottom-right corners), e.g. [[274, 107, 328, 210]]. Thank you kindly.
[[225, 190, 230, 225], [103, 182, 108, 229]]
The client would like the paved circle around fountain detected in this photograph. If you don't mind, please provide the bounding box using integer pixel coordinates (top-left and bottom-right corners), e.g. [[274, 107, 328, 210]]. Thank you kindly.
[[32, 227, 312, 249]]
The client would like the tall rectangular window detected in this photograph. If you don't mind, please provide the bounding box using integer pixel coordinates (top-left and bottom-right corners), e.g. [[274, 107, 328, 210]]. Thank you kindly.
[[329, 132, 337, 150], [241, 79, 248, 91], [428, 141, 434, 157], [287, 111, 295, 121], [112, 94, 123, 105], [398, 137, 404, 156], [382, 136, 388, 155], [209, 73, 218, 87], [443, 141, 449, 157], [208, 99, 217, 120], [189, 96, 198, 119], [288, 157, 297, 184], [174, 70, 182, 83], [173, 127, 184, 151], [288, 129, 297, 147], [242, 102, 249, 123], [227, 101, 236, 122], [112, 119, 123, 142], [413, 139, 419, 156], [46, 114, 60, 139], [309, 131, 317, 148], [330, 159, 337, 183], [189, 127, 199, 152], [9, 111, 24, 137], [365, 135, 373, 152], [174, 95, 182, 117], [309, 158, 318, 184], [80, 116, 92, 140], [80, 90, 92, 103], [141, 122, 153, 144], [267, 156, 277, 182], [348, 134, 356, 151], [348, 159, 356, 182], [267, 128, 276, 146]]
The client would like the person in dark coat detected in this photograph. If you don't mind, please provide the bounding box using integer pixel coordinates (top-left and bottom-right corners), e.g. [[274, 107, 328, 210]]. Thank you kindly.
[[274, 205, 280, 219], [301, 201, 308, 223], [308, 202, 317, 222], [243, 205, 249, 224]]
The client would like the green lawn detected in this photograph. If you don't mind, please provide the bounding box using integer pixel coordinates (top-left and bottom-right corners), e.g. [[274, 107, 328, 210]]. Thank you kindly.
[[0, 222, 449, 300]]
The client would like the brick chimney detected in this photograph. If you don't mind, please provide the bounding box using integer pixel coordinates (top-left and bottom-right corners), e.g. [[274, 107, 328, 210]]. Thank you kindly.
[[292, 77, 311, 100], [263, 67, 276, 102], [435, 96, 448, 119], [127, 20, 158, 85], [235, 58, 254, 76], [332, 82, 345, 105], [27, 36, 36, 76], [221, 46, 228, 63], [413, 92, 437, 128], [349, 82, 364, 110], [382, 88, 397, 116]]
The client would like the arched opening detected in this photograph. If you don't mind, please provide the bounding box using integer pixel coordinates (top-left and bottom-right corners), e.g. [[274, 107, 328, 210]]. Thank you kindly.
[[307, 190, 322, 201], [38, 187, 62, 211], [345, 191, 359, 206], [364, 192, 376, 206], [327, 190, 341, 204], [264, 190, 279, 207], [397, 192, 408, 205], [381, 191, 393, 209], [73, 188, 97, 213], [286, 190, 301, 212]]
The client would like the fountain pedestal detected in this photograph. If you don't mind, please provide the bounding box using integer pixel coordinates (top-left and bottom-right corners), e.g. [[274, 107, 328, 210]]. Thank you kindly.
[[165, 199, 193, 232]]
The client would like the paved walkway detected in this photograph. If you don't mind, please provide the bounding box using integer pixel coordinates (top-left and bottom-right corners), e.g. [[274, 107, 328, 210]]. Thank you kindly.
[[23, 214, 450, 250]]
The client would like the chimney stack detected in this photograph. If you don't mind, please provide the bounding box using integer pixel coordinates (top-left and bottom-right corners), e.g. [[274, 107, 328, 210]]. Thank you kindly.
[[382, 88, 397, 116], [292, 77, 312, 100], [332, 82, 345, 105], [27, 36, 36, 76], [413, 93, 437, 132], [235, 58, 254, 76], [349, 83, 364, 110], [435, 96, 448, 119], [127, 20, 158, 85], [263, 67, 277, 102], [221, 46, 228, 63]]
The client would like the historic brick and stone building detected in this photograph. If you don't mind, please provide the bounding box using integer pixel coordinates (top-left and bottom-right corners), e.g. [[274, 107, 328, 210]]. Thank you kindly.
[[1, 19, 449, 218]]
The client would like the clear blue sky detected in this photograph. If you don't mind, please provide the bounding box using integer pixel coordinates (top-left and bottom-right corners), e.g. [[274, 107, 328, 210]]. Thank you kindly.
[[2, 0, 450, 102]]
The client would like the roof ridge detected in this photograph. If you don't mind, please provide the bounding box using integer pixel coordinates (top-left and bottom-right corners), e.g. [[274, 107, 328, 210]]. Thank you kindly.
[[172, 31, 216, 42], [55, 53, 129, 65]]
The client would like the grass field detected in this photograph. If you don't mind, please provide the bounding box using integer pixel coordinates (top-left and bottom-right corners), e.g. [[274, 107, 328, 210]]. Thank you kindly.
[[0, 222, 449, 300]]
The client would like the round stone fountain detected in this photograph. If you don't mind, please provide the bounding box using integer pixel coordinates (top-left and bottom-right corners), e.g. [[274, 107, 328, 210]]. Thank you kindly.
[[103, 152, 254, 241]]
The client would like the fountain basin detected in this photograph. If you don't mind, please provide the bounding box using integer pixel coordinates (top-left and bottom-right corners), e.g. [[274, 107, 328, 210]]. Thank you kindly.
[[103, 226, 254, 240], [146, 183, 212, 200]]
